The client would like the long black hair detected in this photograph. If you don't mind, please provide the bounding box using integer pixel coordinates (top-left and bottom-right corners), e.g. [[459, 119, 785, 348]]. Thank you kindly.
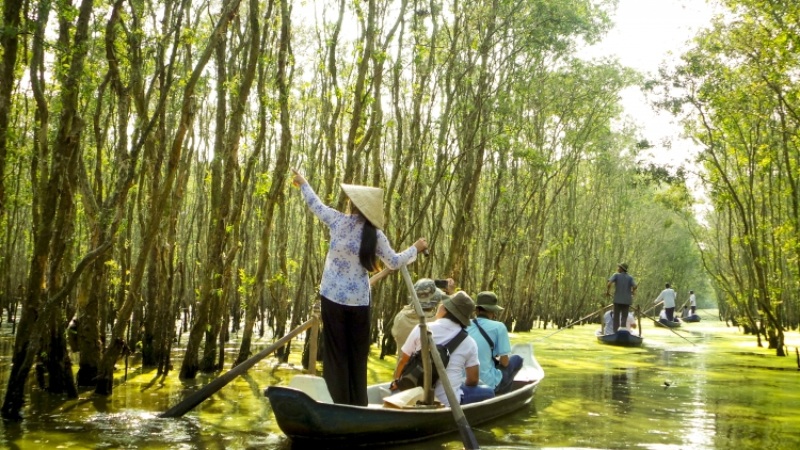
[[359, 219, 379, 272]]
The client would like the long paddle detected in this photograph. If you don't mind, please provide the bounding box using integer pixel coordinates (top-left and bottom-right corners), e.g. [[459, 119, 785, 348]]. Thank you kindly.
[[642, 302, 696, 346], [696, 308, 718, 320], [534, 303, 613, 341], [400, 265, 480, 450], [640, 300, 662, 318], [160, 316, 317, 418], [636, 305, 643, 337], [369, 267, 395, 286]]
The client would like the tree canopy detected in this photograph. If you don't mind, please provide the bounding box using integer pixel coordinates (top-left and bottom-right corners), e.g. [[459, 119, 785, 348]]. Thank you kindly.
[[5, 0, 788, 422]]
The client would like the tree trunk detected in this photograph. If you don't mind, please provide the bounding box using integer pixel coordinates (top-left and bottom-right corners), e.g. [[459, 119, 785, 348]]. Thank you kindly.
[[76, 258, 106, 387], [2, 0, 95, 420], [101, 0, 244, 392], [0, 0, 23, 218]]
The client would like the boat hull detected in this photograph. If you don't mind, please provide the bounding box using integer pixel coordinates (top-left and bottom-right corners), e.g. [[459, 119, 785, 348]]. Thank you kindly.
[[266, 380, 538, 446], [656, 318, 682, 328], [596, 329, 643, 347], [266, 343, 544, 447]]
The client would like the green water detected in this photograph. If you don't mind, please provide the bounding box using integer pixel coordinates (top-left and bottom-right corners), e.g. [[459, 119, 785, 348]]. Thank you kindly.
[[1, 311, 799, 449]]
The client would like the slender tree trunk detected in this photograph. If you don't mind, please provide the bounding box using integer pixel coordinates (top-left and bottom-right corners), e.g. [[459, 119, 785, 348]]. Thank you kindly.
[[0, 0, 23, 219], [100, 0, 245, 392], [1, 0, 98, 420]]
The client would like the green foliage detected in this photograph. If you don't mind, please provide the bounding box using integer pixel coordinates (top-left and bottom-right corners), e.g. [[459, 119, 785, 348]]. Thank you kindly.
[[0, 0, 725, 401], [656, 0, 800, 349]]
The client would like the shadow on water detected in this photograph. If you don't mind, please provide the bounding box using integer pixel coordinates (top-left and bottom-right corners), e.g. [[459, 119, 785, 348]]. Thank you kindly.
[[1, 314, 800, 449]]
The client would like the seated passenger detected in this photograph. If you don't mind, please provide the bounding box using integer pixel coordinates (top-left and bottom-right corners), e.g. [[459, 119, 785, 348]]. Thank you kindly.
[[603, 310, 637, 335], [392, 292, 494, 406], [391, 278, 449, 356], [466, 291, 523, 395], [658, 309, 680, 322]]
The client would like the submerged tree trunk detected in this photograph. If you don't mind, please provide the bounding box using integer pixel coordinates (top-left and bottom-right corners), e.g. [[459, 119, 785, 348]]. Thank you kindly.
[[100, 0, 244, 393], [2, 0, 96, 420], [76, 255, 107, 387]]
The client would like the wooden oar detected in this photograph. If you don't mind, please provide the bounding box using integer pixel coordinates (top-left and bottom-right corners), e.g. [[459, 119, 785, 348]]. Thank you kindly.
[[399, 265, 480, 450], [640, 301, 663, 317], [160, 315, 318, 418], [534, 303, 613, 341], [369, 267, 395, 286], [643, 313, 696, 346], [696, 308, 718, 320], [636, 305, 643, 337]]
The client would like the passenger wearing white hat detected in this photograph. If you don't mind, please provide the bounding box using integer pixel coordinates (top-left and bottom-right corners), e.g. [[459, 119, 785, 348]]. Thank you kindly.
[[292, 169, 428, 406]]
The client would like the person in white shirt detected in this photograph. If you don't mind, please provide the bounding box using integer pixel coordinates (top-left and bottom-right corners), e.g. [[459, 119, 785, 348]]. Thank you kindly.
[[602, 310, 637, 335], [654, 283, 677, 322], [689, 290, 697, 314], [393, 292, 495, 406]]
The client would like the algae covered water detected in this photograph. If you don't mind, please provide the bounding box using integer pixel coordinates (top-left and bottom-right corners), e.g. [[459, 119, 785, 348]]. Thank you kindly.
[[1, 311, 798, 449]]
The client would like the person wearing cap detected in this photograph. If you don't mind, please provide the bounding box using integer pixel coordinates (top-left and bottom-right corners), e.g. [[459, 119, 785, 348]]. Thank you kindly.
[[654, 283, 677, 322], [605, 263, 638, 332], [466, 291, 523, 394], [390, 278, 450, 356], [292, 169, 428, 406], [392, 292, 495, 406]]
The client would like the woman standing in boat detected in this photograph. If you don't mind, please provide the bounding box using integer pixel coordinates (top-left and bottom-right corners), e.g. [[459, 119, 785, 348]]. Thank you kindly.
[[292, 169, 427, 406]]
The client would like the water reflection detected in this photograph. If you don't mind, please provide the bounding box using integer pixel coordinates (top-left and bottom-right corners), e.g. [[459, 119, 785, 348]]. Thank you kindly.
[[1, 317, 799, 449], [609, 368, 635, 414]]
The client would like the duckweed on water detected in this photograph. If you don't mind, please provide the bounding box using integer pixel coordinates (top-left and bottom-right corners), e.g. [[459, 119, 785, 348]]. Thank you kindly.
[[1, 311, 799, 449]]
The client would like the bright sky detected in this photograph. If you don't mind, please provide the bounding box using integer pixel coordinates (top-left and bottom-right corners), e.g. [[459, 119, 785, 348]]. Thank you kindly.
[[579, 0, 718, 171]]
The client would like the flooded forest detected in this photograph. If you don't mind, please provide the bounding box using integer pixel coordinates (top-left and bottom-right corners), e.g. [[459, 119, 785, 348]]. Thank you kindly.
[[0, 0, 798, 437]]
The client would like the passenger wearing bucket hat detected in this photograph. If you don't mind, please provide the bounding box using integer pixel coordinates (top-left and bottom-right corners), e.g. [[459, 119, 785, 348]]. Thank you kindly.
[[393, 292, 495, 406], [466, 291, 523, 394], [606, 262, 638, 332], [291, 169, 428, 406], [390, 278, 449, 356]]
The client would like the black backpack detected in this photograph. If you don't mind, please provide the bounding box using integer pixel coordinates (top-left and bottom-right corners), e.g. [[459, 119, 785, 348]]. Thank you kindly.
[[396, 330, 468, 391]]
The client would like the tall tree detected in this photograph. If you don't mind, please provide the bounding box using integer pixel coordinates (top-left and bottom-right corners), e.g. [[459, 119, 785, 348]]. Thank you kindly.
[[657, 0, 800, 354]]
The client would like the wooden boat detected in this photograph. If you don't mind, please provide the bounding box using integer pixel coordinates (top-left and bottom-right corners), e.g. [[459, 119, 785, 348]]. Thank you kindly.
[[681, 314, 701, 322], [265, 343, 544, 447], [596, 328, 643, 347], [656, 317, 682, 328]]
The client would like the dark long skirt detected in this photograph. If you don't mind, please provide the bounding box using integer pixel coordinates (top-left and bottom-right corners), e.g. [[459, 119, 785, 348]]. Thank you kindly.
[[320, 295, 371, 406]]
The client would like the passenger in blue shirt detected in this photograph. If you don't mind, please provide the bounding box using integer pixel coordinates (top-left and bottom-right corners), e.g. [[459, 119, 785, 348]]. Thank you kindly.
[[466, 291, 523, 395]]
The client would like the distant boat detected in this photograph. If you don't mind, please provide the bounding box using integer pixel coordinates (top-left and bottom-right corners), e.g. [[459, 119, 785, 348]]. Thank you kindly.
[[656, 318, 682, 328], [596, 329, 643, 347], [682, 314, 701, 322], [265, 343, 544, 447]]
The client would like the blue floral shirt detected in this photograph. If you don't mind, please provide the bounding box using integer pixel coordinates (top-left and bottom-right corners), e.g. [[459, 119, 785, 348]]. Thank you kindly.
[[300, 183, 418, 306]]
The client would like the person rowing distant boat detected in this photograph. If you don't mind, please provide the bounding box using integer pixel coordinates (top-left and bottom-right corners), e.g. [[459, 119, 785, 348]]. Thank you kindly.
[[654, 283, 678, 322], [605, 263, 638, 332]]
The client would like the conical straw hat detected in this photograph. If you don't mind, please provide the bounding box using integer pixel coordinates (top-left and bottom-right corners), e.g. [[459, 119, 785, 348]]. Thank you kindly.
[[341, 183, 385, 229]]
